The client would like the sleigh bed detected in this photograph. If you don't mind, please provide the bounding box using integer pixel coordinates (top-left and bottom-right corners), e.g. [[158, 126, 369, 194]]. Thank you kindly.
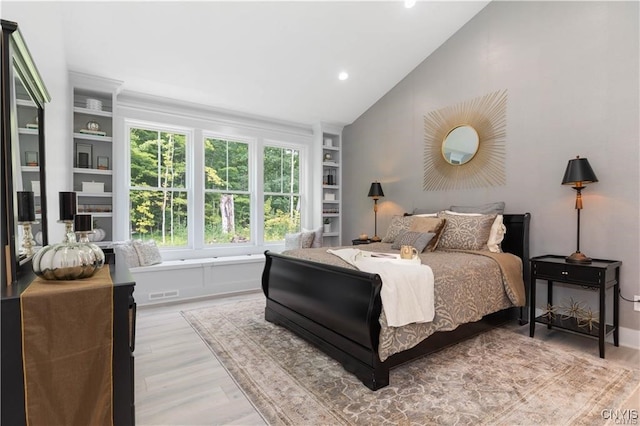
[[262, 213, 530, 390]]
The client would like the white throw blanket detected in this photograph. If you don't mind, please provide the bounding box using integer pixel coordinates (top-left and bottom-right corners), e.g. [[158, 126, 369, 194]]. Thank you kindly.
[[327, 248, 435, 327]]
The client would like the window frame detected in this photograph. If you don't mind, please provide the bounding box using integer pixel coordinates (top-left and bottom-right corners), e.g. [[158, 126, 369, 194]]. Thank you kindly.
[[117, 102, 313, 260]]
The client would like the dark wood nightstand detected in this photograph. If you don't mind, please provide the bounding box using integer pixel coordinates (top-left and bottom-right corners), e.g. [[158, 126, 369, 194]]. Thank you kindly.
[[352, 239, 372, 245], [529, 255, 621, 358]]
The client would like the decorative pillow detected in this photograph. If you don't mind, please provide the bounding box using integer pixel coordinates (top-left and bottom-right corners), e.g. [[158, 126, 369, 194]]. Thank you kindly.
[[302, 227, 323, 248], [112, 240, 141, 269], [132, 239, 163, 266], [391, 231, 435, 253], [449, 201, 505, 215], [442, 211, 505, 252], [381, 215, 414, 243], [284, 231, 315, 250], [409, 217, 447, 252], [284, 233, 302, 250], [487, 215, 506, 253], [436, 212, 497, 251]]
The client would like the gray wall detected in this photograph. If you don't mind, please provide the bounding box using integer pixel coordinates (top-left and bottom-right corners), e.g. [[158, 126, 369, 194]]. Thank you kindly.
[[343, 2, 640, 335]]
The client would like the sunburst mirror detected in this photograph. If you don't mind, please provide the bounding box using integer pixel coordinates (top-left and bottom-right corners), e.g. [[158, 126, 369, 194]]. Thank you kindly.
[[423, 89, 507, 191]]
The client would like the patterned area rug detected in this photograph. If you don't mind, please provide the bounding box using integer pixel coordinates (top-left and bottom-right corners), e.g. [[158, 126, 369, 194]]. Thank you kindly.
[[182, 298, 640, 425]]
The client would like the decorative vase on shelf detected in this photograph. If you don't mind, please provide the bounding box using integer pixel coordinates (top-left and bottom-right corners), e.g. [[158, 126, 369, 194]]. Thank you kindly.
[[32, 232, 105, 280]]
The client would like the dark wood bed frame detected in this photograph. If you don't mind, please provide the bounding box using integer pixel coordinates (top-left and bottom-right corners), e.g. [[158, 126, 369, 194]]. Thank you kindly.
[[262, 213, 530, 390]]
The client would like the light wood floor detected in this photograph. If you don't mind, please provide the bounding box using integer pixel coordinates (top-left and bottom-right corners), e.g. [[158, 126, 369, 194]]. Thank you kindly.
[[135, 291, 640, 425]]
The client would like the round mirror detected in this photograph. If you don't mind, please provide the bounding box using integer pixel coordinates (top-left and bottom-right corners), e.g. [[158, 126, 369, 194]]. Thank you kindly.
[[442, 125, 479, 165]]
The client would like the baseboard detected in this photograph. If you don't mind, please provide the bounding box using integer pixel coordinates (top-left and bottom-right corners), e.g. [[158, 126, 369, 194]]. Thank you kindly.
[[609, 326, 640, 350]]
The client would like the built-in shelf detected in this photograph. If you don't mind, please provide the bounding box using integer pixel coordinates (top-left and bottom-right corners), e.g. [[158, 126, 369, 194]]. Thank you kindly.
[[77, 192, 113, 197], [17, 99, 36, 108], [73, 106, 113, 117], [73, 168, 113, 175], [20, 166, 40, 172], [18, 128, 38, 135], [73, 132, 112, 142]]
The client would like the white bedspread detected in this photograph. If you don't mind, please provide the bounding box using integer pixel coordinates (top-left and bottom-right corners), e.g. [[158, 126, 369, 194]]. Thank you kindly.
[[327, 248, 435, 327]]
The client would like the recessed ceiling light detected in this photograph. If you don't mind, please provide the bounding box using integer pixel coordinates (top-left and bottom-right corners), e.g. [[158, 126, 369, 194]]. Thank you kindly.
[[404, 0, 416, 8], [338, 71, 349, 81]]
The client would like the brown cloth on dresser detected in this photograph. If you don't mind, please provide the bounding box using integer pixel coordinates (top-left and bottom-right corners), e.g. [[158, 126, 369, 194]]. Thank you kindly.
[[20, 266, 114, 426]]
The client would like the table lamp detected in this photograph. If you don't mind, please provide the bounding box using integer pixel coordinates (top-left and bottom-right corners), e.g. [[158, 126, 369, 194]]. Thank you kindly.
[[561, 156, 598, 264], [368, 182, 384, 242]]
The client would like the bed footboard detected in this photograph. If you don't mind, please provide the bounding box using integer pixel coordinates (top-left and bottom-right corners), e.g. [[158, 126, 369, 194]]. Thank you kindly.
[[262, 251, 389, 389]]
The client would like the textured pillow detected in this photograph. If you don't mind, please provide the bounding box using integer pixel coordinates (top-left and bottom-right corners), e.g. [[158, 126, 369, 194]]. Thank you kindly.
[[381, 215, 414, 243], [409, 217, 447, 251], [443, 211, 505, 252], [132, 239, 162, 266], [112, 241, 140, 268], [284, 233, 302, 250], [436, 212, 497, 251], [449, 201, 505, 215], [302, 227, 322, 248], [391, 231, 435, 253], [284, 231, 315, 250]]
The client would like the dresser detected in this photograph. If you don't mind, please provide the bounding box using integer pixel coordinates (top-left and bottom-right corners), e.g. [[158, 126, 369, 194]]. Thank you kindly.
[[1, 256, 136, 425]]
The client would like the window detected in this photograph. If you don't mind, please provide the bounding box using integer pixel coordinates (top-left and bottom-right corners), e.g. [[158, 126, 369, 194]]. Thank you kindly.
[[263, 145, 300, 241], [204, 137, 251, 244], [129, 126, 188, 247], [122, 104, 312, 257]]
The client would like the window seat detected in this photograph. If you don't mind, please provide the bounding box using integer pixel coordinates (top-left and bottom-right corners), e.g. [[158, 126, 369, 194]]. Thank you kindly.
[[129, 254, 265, 305]]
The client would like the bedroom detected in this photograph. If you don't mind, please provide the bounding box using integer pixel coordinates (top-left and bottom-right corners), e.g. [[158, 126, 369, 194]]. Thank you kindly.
[[1, 0, 638, 424]]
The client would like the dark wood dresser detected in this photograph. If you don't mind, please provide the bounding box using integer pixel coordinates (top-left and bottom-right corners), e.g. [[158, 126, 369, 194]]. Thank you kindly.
[[1, 256, 136, 425]]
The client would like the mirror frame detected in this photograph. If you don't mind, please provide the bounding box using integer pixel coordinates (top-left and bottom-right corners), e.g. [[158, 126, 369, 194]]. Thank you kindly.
[[441, 124, 479, 165], [423, 90, 507, 191], [1, 19, 51, 286]]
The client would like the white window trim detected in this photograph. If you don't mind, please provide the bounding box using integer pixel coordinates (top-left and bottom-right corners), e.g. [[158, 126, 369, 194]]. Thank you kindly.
[[115, 93, 314, 260]]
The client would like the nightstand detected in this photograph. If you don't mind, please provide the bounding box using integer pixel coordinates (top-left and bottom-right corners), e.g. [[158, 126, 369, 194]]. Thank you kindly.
[[352, 239, 372, 245], [529, 255, 621, 358]]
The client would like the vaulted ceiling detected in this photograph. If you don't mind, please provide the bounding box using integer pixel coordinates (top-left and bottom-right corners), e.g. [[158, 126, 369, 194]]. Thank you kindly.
[[57, 1, 489, 125]]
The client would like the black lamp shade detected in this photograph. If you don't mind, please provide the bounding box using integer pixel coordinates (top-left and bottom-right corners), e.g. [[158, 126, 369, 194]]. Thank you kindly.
[[368, 182, 384, 198], [562, 156, 598, 186]]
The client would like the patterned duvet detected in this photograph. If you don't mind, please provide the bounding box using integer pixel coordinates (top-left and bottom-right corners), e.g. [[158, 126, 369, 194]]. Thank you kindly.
[[282, 243, 525, 361]]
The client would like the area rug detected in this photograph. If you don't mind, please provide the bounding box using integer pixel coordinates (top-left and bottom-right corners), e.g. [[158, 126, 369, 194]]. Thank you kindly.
[[182, 298, 640, 425]]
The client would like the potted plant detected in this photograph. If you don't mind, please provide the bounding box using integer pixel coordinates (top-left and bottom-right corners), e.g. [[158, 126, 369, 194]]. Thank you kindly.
[[323, 218, 331, 233]]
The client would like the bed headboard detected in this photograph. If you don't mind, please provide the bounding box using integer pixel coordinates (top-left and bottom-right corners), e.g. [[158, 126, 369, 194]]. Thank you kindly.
[[501, 213, 530, 263]]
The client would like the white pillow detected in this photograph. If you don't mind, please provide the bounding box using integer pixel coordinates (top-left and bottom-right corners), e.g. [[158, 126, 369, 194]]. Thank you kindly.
[[413, 213, 438, 217], [442, 210, 505, 252]]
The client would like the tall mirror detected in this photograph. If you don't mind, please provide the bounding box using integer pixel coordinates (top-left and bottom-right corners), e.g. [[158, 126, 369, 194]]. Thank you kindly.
[[1, 19, 51, 286]]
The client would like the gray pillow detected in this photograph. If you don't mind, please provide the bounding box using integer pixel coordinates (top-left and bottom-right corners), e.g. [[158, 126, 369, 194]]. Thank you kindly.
[[132, 239, 163, 266], [284, 231, 315, 250], [449, 201, 505, 215], [391, 231, 435, 253], [112, 241, 141, 268]]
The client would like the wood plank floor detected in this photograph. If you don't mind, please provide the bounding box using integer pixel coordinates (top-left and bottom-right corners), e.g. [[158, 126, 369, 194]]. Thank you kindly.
[[135, 291, 639, 425]]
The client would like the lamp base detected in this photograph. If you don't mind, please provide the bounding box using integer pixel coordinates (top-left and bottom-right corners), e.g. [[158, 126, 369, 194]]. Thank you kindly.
[[565, 251, 592, 264], [371, 235, 381, 242]]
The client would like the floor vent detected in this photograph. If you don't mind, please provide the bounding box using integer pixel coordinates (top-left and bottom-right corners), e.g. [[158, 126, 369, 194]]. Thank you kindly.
[[148, 290, 180, 301]]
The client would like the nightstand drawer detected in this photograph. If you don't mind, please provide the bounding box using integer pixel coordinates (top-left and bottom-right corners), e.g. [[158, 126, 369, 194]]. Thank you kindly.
[[533, 262, 602, 285]]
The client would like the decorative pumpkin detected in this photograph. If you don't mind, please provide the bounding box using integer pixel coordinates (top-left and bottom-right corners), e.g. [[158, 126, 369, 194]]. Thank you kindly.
[[32, 232, 105, 280]]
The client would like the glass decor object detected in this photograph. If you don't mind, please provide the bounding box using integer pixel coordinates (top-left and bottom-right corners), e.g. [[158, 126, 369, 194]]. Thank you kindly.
[[32, 231, 105, 280]]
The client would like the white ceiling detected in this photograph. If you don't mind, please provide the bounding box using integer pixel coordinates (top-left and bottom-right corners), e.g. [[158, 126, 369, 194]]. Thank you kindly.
[[57, 1, 489, 126]]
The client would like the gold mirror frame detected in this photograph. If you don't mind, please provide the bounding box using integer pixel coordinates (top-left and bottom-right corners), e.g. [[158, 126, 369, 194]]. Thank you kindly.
[[423, 89, 507, 191]]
